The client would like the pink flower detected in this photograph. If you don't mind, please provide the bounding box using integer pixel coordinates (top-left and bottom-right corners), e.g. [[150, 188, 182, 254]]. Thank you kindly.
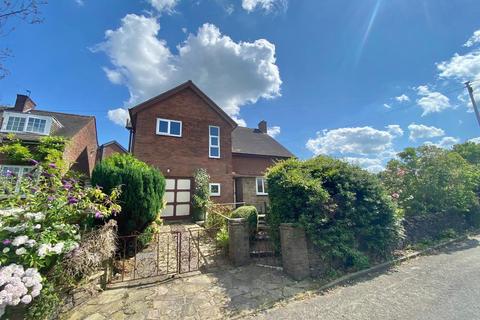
[[391, 193, 400, 199], [94, 211, 103, 219]]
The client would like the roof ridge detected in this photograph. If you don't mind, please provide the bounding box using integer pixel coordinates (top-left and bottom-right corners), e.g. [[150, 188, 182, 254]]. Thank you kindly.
[[33, 109, 95, 118]]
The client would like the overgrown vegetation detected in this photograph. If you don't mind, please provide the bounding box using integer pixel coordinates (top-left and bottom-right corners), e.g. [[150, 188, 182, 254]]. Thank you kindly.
[[91, 153, 166, 236], [267, 156, 402, 272]]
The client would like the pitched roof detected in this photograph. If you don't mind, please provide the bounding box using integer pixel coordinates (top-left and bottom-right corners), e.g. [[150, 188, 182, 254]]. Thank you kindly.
[[129, 80, 238, 128], [0, 107, 95, 142], [232, 126, 294, 158], [98, 140, 128, 153]]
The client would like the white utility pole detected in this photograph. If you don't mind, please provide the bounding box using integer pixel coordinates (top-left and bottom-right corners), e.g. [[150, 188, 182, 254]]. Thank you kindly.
[[465, 81, 480, 128]]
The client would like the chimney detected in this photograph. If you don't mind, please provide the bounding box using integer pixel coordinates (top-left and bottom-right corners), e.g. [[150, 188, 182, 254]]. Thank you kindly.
[[14, 94, 36, 113], [258, 120, 267, 134]]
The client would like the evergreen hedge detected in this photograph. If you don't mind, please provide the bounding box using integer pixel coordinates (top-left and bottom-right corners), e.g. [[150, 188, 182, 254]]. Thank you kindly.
[[231, 205, 258, 238], [266, 156, 402, 271], [91, 154, 166, 235]]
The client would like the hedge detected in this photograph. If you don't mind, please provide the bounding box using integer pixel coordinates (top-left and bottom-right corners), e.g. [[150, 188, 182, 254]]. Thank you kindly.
[[91, 153, 166, 235], [266, 156, 402, 271], [231, 205, 258, 238]]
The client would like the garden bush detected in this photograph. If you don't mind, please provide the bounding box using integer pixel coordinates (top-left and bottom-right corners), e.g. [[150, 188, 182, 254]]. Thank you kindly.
[[91, 153, 166, 235], [266, 156, 402, 271], [231, 205, 258, 238]]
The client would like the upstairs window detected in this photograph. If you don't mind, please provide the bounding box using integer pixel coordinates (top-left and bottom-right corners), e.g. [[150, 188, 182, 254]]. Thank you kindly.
[[156, 118, 182, 137], [209, 126, 220, 158], [26, 117, 47, 134], [1, 112, 51, 135], [5, 116, 26, 132], [256, 177, 268, 195]]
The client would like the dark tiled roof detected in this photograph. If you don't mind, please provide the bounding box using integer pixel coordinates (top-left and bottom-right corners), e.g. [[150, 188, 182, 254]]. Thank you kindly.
[[0, 107, 94, 141], [232, 127, 294, 158]]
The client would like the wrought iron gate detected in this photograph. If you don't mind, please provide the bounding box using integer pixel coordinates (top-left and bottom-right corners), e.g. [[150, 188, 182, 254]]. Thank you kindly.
[[110, 227, 223, 283]]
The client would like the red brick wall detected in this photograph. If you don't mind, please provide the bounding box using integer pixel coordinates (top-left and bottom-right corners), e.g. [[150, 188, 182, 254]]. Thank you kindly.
[[64, 118, 98, 176], [132, 87, 235, 203], [232, 154, 286, 177]]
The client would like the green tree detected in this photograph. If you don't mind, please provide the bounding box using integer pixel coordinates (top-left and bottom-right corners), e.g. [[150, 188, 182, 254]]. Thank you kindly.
[[453, 141, 480, 165], [380, 145, 480, 218], [192, 168, 211, 221], [91, 153, 166, 235]]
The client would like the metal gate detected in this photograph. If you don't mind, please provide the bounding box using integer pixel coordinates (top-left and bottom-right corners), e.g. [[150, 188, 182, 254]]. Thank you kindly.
[[110, 227, 223, 283]]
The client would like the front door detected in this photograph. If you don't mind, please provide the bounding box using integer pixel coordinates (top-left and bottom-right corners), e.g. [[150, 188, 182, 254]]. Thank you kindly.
[[162, 178, 192, 219]]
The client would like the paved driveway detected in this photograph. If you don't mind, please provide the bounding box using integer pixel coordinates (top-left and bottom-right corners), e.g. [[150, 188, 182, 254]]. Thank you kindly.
[[252, 236, 480, 320]]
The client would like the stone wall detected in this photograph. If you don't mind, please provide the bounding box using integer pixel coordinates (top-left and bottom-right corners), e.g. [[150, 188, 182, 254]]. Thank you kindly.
[[237, 177, 269, 213], [403, 212, 468, 244]]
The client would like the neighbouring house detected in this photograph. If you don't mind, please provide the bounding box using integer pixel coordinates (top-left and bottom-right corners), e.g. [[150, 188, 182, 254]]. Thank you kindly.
[[0, 94, 99, 176], [97, 140, 127, 162], [127, 80, 293, 219]]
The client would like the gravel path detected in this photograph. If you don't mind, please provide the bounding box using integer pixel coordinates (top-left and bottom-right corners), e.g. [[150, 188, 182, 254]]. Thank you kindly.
[[252, 235, 480, 320]]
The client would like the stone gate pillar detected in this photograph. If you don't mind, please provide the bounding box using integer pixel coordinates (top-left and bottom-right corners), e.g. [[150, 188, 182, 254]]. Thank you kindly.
[[228, 218, 250, 266], [280, 223, 310, 280]]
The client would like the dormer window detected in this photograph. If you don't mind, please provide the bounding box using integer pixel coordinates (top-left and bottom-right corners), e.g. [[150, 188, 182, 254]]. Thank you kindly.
[[1, 112, 52, 135]]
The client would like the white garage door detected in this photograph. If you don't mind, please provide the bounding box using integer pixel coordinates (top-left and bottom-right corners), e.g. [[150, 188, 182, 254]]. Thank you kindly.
[[162, 178, 192, 218]]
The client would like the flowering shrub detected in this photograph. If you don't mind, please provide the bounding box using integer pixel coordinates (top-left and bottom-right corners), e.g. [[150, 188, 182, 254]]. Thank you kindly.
[[0, 264, 43, 318], [0, 161, 121, 318]]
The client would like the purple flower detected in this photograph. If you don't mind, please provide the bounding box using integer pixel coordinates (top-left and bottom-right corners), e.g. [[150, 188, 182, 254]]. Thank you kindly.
[[30, 159, 39, 166], [47, 196, 54, 201], [5, 170, 15, 177], [63, 182, 73, 190], [48, 163, 57, 169], [94, 211, 104, 219], [67, 196, 78, 205], [42, 172, 53, 178], [30, 187, 38, 193], [3, 239, 12, 245]]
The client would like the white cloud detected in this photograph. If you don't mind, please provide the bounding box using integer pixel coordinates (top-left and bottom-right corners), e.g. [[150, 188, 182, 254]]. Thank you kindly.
[[102, 67, 123, 84], [415, 85, 451, 116], [148, 0, 179, 13], [436, 136, 460, 149], [383, 103, 391, 109], [395, 94, 410, 103], [75, 0, 84, 5], [242, 0, 287, 12], [408, 123, 445, 141], [342, 157, 384, 173], [464, 30, 480, 48], [386, 124, 404, 138], [469, 137, 480, 144], [267, 126, 281, 138], [107, 108, 130, 126], [306, 126, 397, 157], [94, 14, 282, 126]]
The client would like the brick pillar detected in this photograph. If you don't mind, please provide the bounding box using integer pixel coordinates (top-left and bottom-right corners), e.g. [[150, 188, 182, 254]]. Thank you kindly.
[[280, 223, 310, 280], [228, 218, 250, 266]]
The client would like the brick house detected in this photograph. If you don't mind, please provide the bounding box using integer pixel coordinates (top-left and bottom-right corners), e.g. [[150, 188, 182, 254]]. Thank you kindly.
[[0, 94, 99, 176], [97, 140, 127, 162], [127, 81, 293, 219]]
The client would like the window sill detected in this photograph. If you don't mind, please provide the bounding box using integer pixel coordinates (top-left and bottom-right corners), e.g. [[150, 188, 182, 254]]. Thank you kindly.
[[256, 193, 268, 196]]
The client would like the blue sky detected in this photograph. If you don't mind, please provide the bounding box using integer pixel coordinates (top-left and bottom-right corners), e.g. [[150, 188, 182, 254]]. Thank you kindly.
[[2, 0, 480, 172]]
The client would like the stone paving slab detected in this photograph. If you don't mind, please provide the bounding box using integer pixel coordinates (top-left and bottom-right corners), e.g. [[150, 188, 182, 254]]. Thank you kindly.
[[63, 264, 321, 320]]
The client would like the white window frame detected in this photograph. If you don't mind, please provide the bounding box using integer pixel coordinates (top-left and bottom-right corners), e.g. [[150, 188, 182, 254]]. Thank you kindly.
[[209, 125, 220, 159], [1, 112, 52, 135], [0, 165, 34, 177], [256, 177, 268, 196], [209, 183, 221, 197], [156, 118, 182, 137]]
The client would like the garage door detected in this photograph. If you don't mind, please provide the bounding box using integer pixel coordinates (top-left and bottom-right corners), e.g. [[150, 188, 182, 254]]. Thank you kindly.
[[162, 178, 192, 218]]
